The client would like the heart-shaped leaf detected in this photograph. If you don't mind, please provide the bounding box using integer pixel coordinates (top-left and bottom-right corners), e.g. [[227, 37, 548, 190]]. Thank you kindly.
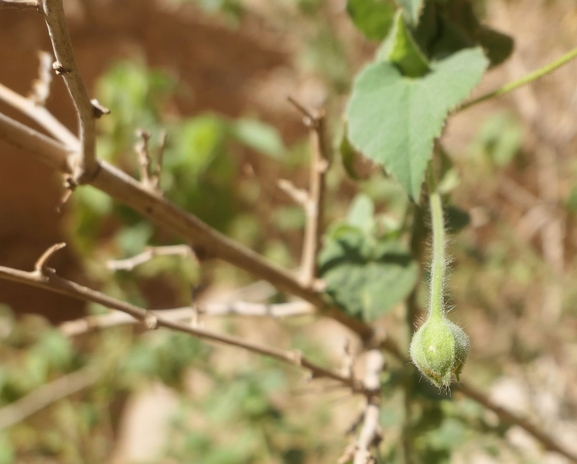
[[347, 47, 488, 200]]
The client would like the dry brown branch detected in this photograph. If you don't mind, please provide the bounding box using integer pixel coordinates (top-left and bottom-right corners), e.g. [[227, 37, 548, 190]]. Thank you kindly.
[[34, 241, 66, 274], [134, 129, 166, 192], [60, 301, 314, 336], [0, 82, 79, 148], [288, 96, 330, 286], [353, 350, 384, 464], [42, 0, 98, 184], [0, 367, 98, 431], [106, 245, 195, 271], [0, 244, 368, 394], [0, 109, 372, 338], [277, 178, 308, 205], [29, 51, 53, 106], [0, 0, 39, 9]]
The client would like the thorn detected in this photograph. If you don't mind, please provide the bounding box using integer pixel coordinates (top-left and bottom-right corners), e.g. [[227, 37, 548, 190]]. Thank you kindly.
[[91, 99, 110, 118], [52, 61, 70, 74], [34, 242, 66, 275]]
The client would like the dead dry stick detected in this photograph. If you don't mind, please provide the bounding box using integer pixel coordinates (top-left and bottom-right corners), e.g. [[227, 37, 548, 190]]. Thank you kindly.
[[353, 350, 384, 464], [0, 367, 98, 431], [0, 110, 372, 339], [0, 83, 79, 149], [60, 301, 314, 336], [42, 0, 98, 184], [288, 96, 330, 286], [106, 245, 194, 271], [0, 0, 39, 9], [0, 244, 369, 394]]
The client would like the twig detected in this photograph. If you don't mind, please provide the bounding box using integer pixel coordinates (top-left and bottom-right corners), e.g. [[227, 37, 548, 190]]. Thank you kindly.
[[0, 245, 369, 394], [29, 51, 53, 106], [134, 129, 165, 193], [42, 0, 98, 184], [0, 0, 39, 9], [353, 350, 384, 464], [277, 179, 308, 205], [0, 82, 79, 149], [106, 245, 194, 271], [0, 367, 98, 431], [288, 96, 330, 286], [60, 301, 314, 336], [34, 241, 65, 274]]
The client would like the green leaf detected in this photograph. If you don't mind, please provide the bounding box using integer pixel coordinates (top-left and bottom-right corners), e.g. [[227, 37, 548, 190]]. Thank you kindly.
[[231, 119, 286, 159], [319, 228, 418, 321], [346, 0, 396, 41], [385, 10, 430, 77], [397, 0, 425, 25], [347, 47, 488, 200]]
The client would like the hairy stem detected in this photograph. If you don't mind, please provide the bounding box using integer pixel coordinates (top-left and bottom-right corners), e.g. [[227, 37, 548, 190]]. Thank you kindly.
[[459, 45, 577, 112], [427, 167, 445, 320]]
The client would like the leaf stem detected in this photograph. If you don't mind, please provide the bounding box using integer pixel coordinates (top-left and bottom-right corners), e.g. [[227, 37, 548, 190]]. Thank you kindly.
[[427, 166, 445, 320], [459, 45, 577, 112]]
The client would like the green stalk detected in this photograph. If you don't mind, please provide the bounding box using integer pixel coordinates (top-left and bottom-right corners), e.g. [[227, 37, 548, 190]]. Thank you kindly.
[[427, 167, 445, 321], [459, 45, 577, 112]]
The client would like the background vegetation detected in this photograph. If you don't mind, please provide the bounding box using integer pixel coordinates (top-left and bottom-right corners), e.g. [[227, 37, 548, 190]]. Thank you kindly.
[[1, 0, 577, 463]]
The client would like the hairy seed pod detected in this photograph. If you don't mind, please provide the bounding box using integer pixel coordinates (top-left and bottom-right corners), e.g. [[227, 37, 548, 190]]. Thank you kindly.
[[410, 314, 469, 388]]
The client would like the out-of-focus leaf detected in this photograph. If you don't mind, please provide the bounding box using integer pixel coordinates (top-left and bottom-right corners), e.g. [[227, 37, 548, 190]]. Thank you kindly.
[[339, 132, 361, 180], [319, 227, 418, 321], [231, 119, 286, 159], [346, 193, 375, 233], [346, 0, 395, 41], [475, 112, 522, 166]]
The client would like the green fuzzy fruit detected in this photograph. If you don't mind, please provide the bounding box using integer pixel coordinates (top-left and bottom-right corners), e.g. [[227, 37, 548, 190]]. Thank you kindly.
[[409, 314, 469, 389]]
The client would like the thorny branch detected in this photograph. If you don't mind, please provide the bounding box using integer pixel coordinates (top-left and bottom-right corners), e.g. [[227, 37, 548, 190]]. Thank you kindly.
[[0, 109, 371, 338], [60, 301, 314, 336], [42, 0, 98, 184], [0, 244, 369, 394]]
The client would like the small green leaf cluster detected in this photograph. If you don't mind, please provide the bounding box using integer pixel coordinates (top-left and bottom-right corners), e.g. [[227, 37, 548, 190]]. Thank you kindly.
[[319, 194, 418, 321]]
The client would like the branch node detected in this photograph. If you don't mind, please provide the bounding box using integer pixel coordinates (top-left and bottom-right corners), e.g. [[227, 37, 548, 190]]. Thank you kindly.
[[52, 61, 70, 75], [34, 242, 66, 275], [144, 312, 159, 330], [90, 99, 110, 118]]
